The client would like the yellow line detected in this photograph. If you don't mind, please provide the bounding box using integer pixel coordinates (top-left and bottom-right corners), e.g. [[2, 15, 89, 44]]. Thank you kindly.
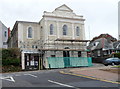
[[59, 71, 120, 84]]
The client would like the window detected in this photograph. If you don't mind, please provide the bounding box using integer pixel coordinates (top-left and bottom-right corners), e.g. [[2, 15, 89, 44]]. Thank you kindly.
[[50, 24, 54, 35], [32, 45, 34, 48], [3, 42, 7, 45], [97, 50, 100, 56], [4, 31, 7, 37], [63, 25, 67, 35], [28, 27, 32, 38], [76, 27, 80, 36]]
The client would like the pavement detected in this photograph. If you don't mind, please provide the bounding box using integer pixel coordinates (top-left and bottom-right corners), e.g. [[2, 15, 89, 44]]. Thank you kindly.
[[63, 63, 119, 83]]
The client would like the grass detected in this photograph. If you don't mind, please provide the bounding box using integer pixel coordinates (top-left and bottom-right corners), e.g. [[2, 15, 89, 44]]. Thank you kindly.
[[112, 65, 120, 68]]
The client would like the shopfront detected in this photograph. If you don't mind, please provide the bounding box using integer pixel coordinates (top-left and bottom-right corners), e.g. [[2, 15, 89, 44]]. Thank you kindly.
[[24, 53, 39, 70]]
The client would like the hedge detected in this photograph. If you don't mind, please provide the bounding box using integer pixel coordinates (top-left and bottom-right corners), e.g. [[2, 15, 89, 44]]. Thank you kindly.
[[114, 53, 120, 58], [2, 48, 21, 72], [2, 58, 20, 66]]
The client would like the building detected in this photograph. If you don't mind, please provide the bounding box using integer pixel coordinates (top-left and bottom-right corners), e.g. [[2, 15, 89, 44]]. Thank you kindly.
[[113, 41, 120, 53], [8, 4, 91, 70], [0, 21, 10, 49], [87, 34, 117, 62]]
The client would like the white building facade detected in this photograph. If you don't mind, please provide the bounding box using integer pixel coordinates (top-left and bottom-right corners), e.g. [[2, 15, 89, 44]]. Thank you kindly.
[[0, 21, 8, 49], [8, 5, 91, 70]]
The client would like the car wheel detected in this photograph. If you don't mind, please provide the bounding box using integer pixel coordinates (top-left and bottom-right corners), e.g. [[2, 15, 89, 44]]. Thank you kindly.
[[112, 63, 115, 66]]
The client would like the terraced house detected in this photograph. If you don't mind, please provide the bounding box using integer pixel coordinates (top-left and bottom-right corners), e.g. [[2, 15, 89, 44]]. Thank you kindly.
[[8, 4, 92, 70]]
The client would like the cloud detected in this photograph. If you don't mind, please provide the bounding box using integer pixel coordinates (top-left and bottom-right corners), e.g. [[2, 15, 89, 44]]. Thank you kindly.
[[0, 0, 118, 39]]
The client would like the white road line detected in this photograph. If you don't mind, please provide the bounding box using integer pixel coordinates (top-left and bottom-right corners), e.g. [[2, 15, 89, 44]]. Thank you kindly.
[[15, 75, 21, 76], [0, 76, 15, 82], [48, 80, 75, 88], [10, 76, 15, 82], [24, 74, 37, 78]]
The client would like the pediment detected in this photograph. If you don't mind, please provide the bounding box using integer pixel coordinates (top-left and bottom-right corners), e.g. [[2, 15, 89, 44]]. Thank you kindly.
[[55, 4, 73, 12]]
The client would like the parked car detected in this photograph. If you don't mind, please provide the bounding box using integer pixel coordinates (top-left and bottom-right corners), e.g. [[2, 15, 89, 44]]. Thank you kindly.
[[103, 58, 120, 66]]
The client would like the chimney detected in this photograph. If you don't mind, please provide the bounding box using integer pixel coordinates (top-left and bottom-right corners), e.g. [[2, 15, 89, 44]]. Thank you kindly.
[[8, 27, 11, 37]]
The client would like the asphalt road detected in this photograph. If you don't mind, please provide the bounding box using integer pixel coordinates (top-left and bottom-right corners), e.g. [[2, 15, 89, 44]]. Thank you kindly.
[[1, 69, 120, 89]]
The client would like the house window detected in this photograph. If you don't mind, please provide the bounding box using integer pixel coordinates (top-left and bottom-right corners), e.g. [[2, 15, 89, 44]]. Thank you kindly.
[[3, 42, 7, 45], [76, 26, 80, 36], [97, 50, 100, 56], [28, 27, 32, 38], [4, 31, 7, 37], [32, 45, 34, 48], [63, 25, 67, 35], [50, 24, 54, 35]]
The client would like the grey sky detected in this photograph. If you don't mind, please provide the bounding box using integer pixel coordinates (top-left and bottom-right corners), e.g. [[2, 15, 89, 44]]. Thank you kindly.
[[0, 0, 119, 40]]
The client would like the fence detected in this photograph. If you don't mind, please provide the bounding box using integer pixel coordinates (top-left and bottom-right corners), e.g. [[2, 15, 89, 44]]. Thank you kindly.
[[47, 57, 92, 68]]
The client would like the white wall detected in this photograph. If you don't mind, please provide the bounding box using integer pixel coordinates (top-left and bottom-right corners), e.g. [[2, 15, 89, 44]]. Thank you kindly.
[[0, 21, 8, 48]]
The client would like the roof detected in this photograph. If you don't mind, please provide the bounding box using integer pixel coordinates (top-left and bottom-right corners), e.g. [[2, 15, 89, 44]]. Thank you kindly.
[[88, 38, 114, 50], [16, 21, 38, 24], [55, 4, 73, 12], [113, 41, 120, 49], [90, 34, 117, 42]]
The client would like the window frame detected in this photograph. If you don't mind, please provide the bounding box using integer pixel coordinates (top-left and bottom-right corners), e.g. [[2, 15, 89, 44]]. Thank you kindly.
[[4, 31, 7, 37], [50, 24, 54, 35], [76, 26, 80, 36], [27, 27, 33, 39], [63, 25, 68, 35]]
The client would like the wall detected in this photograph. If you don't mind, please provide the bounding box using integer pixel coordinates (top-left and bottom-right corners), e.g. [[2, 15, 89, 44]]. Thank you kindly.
[[0, 21, 8, 48]]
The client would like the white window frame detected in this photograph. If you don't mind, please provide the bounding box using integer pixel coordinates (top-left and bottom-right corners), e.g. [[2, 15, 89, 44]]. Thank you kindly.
[[63, 25, 68, 35], [27, 26, 34, 39]]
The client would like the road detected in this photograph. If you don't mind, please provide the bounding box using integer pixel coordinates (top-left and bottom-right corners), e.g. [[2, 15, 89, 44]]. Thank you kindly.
[[1, 69, 119, 89]]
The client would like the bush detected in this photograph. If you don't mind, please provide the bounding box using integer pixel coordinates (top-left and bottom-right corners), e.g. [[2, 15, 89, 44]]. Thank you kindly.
[[114, 53, 120, 58], [2, 48, 20, 59], [2, 65, 21, 73], [1, 48, 21, 72], [2, 58, 20, 66]]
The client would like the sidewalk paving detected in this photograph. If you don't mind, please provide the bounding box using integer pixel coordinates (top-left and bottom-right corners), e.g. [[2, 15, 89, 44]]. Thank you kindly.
[[68, 65, 119, 82]]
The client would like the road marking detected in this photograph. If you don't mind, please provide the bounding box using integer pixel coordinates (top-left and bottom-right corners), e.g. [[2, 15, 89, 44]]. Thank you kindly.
[[15, 75, 21, 76], [24, 74, 37, 78], [48, 80, 75, 88], [0, 76, 15, 82], [59, 71, 120, 84]]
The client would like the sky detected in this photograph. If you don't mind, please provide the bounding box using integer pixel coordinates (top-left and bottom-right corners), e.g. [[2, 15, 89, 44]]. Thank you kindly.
[[0, 0, 119, 40]]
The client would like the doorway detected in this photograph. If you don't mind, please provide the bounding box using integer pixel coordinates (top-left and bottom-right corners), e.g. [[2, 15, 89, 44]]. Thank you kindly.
[[25, 53, 39, 70], [63, 47, 70, 67]]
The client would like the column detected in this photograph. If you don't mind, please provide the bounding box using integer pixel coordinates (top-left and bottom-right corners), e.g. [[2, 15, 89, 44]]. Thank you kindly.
[[45, 20, 48, 43], [72, 23, 75, 39], [57, 21, 60, 38], [21, 51, 25, 70]]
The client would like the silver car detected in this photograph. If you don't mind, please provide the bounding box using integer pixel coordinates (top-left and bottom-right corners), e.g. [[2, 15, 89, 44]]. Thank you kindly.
[[103, 58, 120, 66]]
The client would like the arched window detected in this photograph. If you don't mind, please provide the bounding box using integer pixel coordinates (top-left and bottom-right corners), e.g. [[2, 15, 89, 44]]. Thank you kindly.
[[76, 26, 80, 36], [50, 24, 54, 35], [28, 27, 32, 38], [63, 25, 67, 35]]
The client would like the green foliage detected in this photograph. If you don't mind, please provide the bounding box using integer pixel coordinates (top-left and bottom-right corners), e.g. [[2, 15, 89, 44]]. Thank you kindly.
[[114, 53, 120, 58], [2, 58, 20, 66], [2, 48, 20, 59], [2, 48, 21, 72]]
